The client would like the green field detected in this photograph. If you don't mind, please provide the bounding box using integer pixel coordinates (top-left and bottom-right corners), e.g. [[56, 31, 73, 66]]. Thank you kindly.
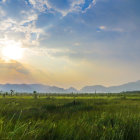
[[0, 93, 139, 140]]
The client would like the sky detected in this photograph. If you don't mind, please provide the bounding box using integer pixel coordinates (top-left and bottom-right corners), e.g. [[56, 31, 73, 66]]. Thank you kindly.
[[0, 0, 140, 89]]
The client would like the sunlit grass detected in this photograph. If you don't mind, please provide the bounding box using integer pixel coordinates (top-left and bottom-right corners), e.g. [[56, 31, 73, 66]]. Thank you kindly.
[[0, 93, 139, 140]]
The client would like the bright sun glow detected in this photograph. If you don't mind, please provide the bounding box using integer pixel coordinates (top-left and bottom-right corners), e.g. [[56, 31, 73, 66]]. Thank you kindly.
[[2, 41, 23, 61]]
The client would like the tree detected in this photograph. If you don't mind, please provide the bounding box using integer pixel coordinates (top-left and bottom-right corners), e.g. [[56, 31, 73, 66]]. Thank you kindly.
[[33, 91, 38, 99], [10, 90, 14, 96]]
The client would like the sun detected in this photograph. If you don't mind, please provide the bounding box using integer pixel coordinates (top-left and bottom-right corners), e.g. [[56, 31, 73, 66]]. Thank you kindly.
[[2, 42, 24, 61]]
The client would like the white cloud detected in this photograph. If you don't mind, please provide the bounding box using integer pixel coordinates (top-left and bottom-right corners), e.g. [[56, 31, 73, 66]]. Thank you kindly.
[[82, 0, 96, 13], [99, 26, 106, 30], [0, 0, 97, 53], [0, 6, 44, 48], [98, 26, 124, 32], [28, 0, 47, 12], [2, 0, 7, 3], [28, 0, 96, 16]]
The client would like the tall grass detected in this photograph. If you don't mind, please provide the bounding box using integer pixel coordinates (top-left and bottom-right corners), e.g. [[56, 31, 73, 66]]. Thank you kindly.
[[0, 94, 139, 140]]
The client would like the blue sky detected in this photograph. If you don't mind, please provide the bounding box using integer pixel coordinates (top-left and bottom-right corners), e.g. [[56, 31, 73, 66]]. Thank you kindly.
[[0, 0, 140, 88]]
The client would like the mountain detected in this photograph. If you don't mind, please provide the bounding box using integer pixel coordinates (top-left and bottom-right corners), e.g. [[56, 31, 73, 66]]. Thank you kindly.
[[0, 84, 33, 93], [80, 80, 140, 93], [108, 80, 140, 93], [0, 84, 76, 93], [0, 80, 140, 93], [80, 85, 107, 93], [65, 87, 78, 93]]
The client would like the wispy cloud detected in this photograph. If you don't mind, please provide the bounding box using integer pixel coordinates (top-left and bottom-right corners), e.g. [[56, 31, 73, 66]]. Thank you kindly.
[[82, 0, 96, 13], [0, 2, 44, 48], [1, 0, 7, 3], [97, 26, 124, 32], [28, 0, 96, 16]]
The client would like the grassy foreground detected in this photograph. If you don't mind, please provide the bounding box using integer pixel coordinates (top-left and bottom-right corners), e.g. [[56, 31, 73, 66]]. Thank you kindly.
[[0, 93, 139, 140]]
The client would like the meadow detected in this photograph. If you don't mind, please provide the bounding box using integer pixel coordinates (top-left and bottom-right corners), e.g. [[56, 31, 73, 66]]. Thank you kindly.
[[0, 93, 139, 140]]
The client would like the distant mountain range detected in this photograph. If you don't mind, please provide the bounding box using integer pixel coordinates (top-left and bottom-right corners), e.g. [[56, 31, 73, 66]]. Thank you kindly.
[[0, 80, 140, 93], [81, 80, 140, 93]]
